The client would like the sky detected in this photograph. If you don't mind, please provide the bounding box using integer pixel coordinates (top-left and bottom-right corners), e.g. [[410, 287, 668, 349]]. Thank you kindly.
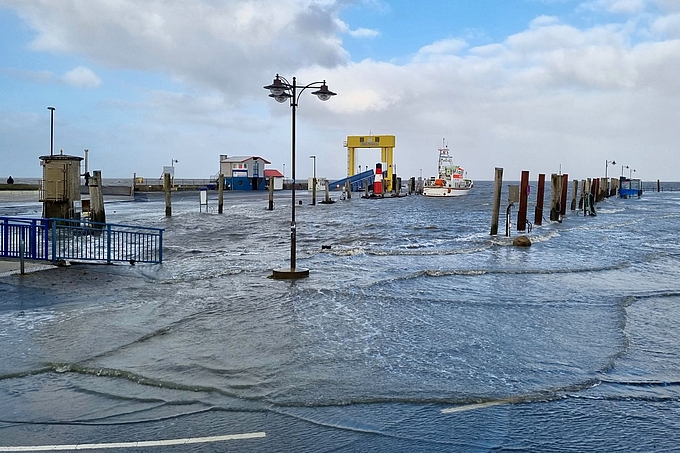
[[1, 0, 679, 182]]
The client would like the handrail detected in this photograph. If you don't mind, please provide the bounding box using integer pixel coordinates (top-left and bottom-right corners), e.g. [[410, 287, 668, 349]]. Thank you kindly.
[[1, 216, 164, 264]]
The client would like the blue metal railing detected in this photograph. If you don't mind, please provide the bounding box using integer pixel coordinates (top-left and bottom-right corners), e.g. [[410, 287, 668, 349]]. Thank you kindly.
[[1, 216, 164, 264]]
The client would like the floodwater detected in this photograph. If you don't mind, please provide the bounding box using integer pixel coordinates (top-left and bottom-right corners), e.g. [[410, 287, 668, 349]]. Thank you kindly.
[[1, 181, 679, 452]]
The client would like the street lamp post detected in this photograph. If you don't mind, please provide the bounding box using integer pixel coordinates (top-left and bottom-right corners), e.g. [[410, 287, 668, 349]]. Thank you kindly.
[[605, 159, 616, 197], [264, 74, 336, 279], [170, 159, 178, 187], [630, 168, 636, 179], [47, 107, 55, 156], [621, 165, 629, 177], [310, 155, 317, 206]]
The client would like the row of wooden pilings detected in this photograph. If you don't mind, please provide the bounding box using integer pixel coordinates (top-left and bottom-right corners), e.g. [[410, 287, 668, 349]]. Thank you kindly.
[[490, 168, 621, 236]]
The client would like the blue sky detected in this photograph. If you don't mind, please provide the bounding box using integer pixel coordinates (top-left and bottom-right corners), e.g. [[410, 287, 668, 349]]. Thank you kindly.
[[1, 0, 679, 181]]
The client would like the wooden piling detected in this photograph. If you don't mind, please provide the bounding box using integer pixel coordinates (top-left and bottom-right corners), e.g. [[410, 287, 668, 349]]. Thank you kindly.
[[657, 179, 661, 192], [571, 179, 578, 211], [560, 174, 569, 217], [517, 170, 529, 232], [164, 173, 172, 217], [490, 167, 503, 235], [592, 178, 599, 204], [534, 174, 545, 226], [324, 180, 331, 203], [218, 173, 224, 213], [579, 180, 586, 211], [268, 176, 274, 210], [550, 174, 560, 221], [345, 180, 351, 199], [89, 170, 106, 224], [311, 176, 317, 206]]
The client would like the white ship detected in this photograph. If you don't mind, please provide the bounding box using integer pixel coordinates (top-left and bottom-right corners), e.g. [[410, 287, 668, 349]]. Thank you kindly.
[[422, 141, 473, 197]]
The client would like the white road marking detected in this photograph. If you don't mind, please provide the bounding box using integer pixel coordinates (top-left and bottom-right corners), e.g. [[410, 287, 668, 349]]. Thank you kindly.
[[0, 432, 266, 451], [440, 401, 507, 414]]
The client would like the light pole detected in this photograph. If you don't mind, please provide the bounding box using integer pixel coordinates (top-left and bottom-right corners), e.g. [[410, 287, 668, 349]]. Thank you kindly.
[[170, 159, 178, 186], [47, 106, 55, 156], [621, 165, 629, 177], [310, 155, 317, 206], [605, 159, 616, 196], [264, 74, 336, 279], [630, 168, 636, 179]]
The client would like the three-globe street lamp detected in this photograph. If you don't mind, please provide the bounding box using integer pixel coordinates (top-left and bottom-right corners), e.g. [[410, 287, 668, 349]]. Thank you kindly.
[[605, 159, 616, 197], [310, 155, 317, 206], [264, 74, 336, 279]]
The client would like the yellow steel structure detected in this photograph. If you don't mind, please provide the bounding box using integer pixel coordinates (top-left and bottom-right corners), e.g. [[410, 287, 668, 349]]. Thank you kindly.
[[345, 135, 396, 192]]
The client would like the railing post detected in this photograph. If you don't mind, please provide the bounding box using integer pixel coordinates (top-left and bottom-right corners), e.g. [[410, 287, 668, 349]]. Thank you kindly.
[[2, 218, 8, 257], [106, 223, 112, 264], [51, 219, 57, 262], [29, 219, 37, 259], [158, 230, 163, 264], [19, 228, 25, 275]]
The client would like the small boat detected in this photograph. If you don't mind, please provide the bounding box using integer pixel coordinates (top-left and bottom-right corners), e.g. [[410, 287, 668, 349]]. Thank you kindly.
[[619, 176, 642, 198], [422, 140, 473, 197]]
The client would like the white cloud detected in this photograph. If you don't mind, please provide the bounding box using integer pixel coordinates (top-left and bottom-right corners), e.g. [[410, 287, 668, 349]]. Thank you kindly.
[[61, 66, 101, 88], [580, 0, 647, 14], [416, 38, 468, 57], [8, 0, 350, 98], [651, 13, 680, 37], [349, 27, 380, 38]]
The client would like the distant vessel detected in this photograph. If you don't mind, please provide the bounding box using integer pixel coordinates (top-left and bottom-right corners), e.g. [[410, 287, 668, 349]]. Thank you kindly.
[[619, 176, 642, 198], [422, 140, 473, 197]]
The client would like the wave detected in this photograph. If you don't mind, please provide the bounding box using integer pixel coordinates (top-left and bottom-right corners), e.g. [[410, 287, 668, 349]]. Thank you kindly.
[[310, 243, 492, 257], [391, 262, 631, 280]]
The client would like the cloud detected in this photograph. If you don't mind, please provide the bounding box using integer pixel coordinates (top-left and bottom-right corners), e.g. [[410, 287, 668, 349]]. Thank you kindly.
[[416, 38, 468, 57], [349, 27, 380, 38], [580, 0, 647, 14], [8, 0, 350, 99], [61, 66, 101, 88]]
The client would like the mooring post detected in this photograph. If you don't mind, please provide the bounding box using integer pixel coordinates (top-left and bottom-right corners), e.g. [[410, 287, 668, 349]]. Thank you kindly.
[[549, 174, 560, 221], [89, 170, 106, 224], [324, 180, 331, 203], [218, 173, 224, 214], [268, 176, 274, 211], [657, 179, 660, 192], [534, 173, 545, 226], [571, 179, 578, 211], [517, 170, 529, 232], [592, 178, 599, 205], [132, 172, 137, 196], [490, 167, 503, 235], [560, 174, 569, 217], [345, 180, 351, 199], [164, 173, 172, 217]]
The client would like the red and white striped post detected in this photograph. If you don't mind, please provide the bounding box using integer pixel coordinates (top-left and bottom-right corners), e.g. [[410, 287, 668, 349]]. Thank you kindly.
[[374, 163, 383, 196]]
